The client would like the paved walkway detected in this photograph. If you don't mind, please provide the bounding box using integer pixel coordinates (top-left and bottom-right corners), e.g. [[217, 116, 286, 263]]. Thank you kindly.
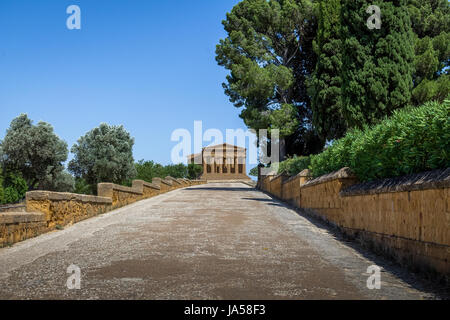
[[0, 183, 440, 299]]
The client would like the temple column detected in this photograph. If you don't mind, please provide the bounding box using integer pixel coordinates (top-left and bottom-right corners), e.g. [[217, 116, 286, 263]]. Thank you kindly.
[[202, 156, 207, 175], [238, 157, 245, 174]]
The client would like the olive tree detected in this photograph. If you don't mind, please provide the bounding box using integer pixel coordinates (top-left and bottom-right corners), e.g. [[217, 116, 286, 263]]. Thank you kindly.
[[68, 123, 136, 192], [0, 114, 68, 190]]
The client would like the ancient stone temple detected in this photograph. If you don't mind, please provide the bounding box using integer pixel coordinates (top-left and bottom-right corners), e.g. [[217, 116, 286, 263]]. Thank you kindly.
[[187, 143, 251, 181]]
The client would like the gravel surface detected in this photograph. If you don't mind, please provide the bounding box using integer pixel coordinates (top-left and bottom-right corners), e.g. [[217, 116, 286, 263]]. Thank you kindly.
[[0, 183, 443, 300]]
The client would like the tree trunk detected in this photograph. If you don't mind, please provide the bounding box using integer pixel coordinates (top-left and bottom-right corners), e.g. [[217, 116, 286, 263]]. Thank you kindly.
[[279, 138, 287, 162]]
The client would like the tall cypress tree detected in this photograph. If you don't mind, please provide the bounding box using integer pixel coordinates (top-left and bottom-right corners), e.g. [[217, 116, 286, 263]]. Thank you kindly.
[[310, 0, 346, 141], [341, 0, 415, 129]]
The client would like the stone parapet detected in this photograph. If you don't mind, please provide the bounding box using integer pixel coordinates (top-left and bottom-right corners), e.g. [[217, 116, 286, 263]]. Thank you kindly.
[[0, 212, 47, 247], [1, 177, 206, 248], [259, 167, 450, 282]]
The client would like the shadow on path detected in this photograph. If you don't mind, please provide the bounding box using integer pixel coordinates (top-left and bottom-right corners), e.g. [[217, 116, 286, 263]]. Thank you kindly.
[[244, 192, 450, 300], [185, 187, 255, 192]]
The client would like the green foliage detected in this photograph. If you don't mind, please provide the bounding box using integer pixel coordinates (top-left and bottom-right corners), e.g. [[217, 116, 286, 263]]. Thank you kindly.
[[135, 160, 165, 182], [309, 100, 450, 181], [68, 123, 136, 191], [0, 171, 28, 204], [135, 160, 159, 183], [277, 156, 311, 176], [268, 104, 300, 138], [73, 178, 93, 195], [164, 164, 188, 179], [187, 164, 203, 180], [216, 0, 323, 157], [408, 0, 450, 105], [0, 169, 4, 204], [135, 160, 192, 183], [412, 74, 450, 105], [40, 171, 75, 193], [309, 0, 346, 141], [341, 0, 415, 129], [249, 166, 259, 177], [0, 114, 68, 190]]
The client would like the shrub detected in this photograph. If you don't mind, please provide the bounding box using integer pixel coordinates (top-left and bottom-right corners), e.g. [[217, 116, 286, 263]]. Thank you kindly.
[[135, 160, 194, 182], [277, 156, 311, 176], [0, 172, 28, 204], [187, 164, 203, 180], [73, 178, 93, 195], [3, 187, 19, 204], [309, 100, 450, 181]]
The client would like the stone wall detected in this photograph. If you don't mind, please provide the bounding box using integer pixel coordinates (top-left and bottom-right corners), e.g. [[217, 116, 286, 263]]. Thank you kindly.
[[152, 177, 174, 193], [26, 191, 113, 230], [0, 212, 46, 247], [0, 203, 26, 213], [0, 177, 206, 248], [132, 180, 161, 199], [260, 167, 450, 281]]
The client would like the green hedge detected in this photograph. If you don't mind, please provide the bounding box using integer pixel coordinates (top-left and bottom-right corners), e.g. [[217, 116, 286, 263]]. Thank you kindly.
[[277, 156, 311, 176], [275, 100, 449, 182], [309, 100, 450, 181]]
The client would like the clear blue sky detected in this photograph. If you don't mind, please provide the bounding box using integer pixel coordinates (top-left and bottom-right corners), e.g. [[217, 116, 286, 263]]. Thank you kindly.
[[0, 0, 251, 168]]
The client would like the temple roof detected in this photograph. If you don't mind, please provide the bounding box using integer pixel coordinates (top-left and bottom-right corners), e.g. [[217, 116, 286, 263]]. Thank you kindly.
[[202, 143, 246, 151], [187, 144, 246, 160]]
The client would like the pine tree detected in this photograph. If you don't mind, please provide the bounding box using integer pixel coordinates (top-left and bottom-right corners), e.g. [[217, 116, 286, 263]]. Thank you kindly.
[[216, 0, 323, 158], [341, 0, 415, 128]]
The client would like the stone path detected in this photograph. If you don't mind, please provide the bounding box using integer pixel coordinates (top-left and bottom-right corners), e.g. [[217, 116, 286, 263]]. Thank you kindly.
[[0, 183, 441, 299]]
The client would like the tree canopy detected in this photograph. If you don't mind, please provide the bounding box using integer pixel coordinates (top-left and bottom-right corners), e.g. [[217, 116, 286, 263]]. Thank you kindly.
[[340, 0, 415, 129], [0, 114, 68, 190], [408, 0, 450, 105], [309, 0, 346, 141], [216, 0, 323, 159], [135, 160, 201, 182], [68, 123, 136, 191]]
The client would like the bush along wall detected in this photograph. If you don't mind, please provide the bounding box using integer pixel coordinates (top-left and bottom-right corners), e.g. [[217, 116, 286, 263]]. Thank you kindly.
[[277, 156, 311, 176], [0, 170, 28, 204], [277, 100, 449, 182]]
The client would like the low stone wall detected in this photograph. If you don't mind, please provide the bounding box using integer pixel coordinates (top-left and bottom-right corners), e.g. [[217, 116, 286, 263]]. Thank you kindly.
[[0, 177, 205, 248], [0, 203, 26, 213], [152, 177, 174, 193], [260, 167, 450, 281], [0, 212, 46, 247], [26, 191, 112, 230], [190, 180, 207, 186], [166, 176, 183, 188], [280, 170, 311, 207], [269, 174, 287, 199], [132, 180, 161, 198], [98, 183, 143, 209]]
